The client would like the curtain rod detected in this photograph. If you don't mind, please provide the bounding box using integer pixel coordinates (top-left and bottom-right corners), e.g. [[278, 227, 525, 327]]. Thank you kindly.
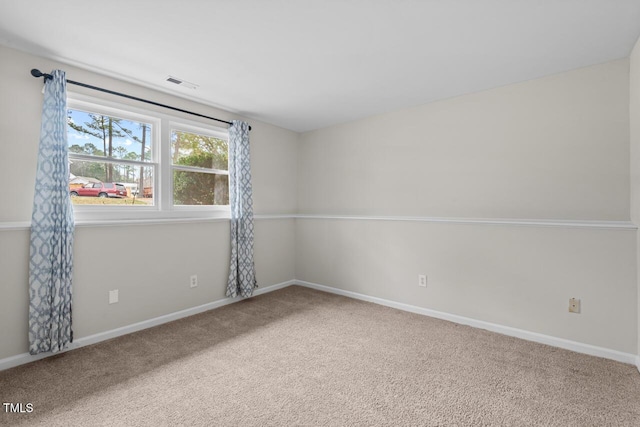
[[30, 69, 251, 131]]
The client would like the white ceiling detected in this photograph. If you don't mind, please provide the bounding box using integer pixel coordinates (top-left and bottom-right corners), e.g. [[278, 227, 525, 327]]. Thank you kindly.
[[1, 0, 640, 132]]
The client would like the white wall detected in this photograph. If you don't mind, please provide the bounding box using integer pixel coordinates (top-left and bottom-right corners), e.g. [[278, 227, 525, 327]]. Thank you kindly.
[[0, 46, 298, 360], [630, 36, 640, 362], [297, 60, 638, 354]]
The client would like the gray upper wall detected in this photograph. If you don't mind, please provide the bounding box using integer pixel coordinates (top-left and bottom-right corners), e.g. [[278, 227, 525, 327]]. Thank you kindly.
[[298, 59, 631, 221]]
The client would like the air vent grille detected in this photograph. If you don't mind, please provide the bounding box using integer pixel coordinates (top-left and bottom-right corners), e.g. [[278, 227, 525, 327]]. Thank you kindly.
[[165, 76, 199, 90]]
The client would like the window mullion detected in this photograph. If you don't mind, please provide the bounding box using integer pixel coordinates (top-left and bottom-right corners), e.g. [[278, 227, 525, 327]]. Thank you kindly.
[[69, 153, 154, 168], [171, 165, 229, 175], [160, 119, 172, 211]]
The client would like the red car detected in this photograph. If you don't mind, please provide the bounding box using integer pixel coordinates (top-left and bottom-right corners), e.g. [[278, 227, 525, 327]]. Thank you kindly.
[[70, 182, 128, 198]]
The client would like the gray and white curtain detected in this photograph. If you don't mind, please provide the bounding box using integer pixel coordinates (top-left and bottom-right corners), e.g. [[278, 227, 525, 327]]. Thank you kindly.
[[29, 70, 75, 355], [226, 120, 257, 298]]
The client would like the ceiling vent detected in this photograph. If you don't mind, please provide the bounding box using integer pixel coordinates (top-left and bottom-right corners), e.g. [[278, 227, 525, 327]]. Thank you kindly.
[[165, 76, 199, 90]]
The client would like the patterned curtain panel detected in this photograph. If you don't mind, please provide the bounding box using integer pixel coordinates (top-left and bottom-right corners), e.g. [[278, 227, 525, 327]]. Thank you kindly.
[[226, 120, 257, 298], [29, 70, 75, 355]]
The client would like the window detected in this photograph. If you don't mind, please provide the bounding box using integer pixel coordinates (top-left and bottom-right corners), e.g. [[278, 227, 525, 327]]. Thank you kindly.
[[171, 128, 229, 206], [67, 108, 154, 207], [66, 94, 230, 221]]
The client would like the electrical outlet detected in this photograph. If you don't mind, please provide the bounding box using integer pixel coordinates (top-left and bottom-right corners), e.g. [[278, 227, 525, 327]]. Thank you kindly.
[[190, 275, 198, 288], [109, 289, 119, 304], [418, 274, 427, 287], [569, 298, 580, 313]]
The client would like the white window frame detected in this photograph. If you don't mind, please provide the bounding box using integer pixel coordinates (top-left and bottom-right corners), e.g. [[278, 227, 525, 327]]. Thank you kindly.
[[67, 92, 231, 224], [169, 121, 230, 212]]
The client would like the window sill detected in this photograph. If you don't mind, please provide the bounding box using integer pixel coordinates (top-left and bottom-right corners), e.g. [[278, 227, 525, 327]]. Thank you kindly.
[[70, 205, 231, 227], [73, 216, 231, 228], [0, 214, 296, 230]]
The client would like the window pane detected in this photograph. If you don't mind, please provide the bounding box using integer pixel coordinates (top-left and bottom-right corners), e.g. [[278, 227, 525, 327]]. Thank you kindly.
[[69, 160, 154, 206], [171, 130, 228, 171], [67, 109, 152, 163], [173, 170, 229, 206]]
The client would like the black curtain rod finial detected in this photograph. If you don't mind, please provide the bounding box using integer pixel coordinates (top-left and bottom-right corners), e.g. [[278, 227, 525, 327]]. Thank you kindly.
[[31, 69, 52, 80]]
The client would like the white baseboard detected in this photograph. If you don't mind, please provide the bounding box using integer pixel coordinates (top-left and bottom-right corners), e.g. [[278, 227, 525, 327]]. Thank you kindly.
[[295, 280, 638, 366], [0, 280, 295, 372]]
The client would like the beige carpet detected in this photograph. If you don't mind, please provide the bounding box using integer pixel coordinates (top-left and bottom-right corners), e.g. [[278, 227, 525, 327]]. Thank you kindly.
[[1, 285, 639, 426]]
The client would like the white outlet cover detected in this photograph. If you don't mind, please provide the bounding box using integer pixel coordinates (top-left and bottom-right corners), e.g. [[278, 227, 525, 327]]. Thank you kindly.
[[569, 298, 580, 313], [418, 275, 427, 287], [109, 289, 119, 304]]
